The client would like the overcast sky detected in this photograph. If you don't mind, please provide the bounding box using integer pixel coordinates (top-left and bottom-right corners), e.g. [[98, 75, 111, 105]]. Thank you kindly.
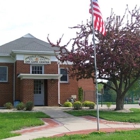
[[0, 0, 139, 46]]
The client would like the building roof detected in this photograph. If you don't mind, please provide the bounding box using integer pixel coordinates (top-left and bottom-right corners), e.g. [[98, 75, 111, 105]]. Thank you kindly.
[[0, 33, 58, 55]]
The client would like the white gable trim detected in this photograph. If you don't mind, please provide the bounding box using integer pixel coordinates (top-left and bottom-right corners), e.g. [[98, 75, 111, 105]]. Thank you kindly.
[[11, 50, 59, 55]]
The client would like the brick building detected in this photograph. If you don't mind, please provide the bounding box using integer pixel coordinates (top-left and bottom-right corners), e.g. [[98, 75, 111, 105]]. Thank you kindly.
[[0, 34, 95, 106]]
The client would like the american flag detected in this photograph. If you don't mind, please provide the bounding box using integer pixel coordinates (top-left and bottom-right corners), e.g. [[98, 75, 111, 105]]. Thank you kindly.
[[89, 0, 106, 36]]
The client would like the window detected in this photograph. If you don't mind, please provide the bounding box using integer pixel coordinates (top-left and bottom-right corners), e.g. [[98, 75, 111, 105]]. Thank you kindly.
[[34, 80, 41, 94], [31, 65, 44, 74], [60, 68, 68, 83], [0, 66, 8, 82]]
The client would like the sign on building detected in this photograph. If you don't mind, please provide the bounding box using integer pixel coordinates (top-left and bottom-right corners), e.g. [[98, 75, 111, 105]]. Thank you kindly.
[[24, 55, 51, 64]]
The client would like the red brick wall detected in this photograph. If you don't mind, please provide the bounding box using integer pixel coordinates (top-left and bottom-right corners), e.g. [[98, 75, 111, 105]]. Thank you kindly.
[[84, 90, 96, 102], [47, 79, 58, 106], [59, 64, 96, 104], [78, 78, 96, 102], [60, 77, 79, 104], [78, 78, 95, 91], [44, 80, 48, 105], [44, 62, 58, 105], [15, 61, 30, 100], [15, 61, 30, 74], [0, 63, 14, 106], [20, 79, 34, 103], [59, 78, 96, 104], [44, 62, 58, 74]]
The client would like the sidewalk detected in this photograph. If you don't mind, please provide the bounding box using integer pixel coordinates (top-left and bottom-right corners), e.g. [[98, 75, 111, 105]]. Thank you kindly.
[[3, 104, 140, 140]]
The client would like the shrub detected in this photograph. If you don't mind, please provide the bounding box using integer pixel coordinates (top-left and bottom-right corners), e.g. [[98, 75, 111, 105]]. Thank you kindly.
[[78, 87, 83, 102], [16, 102, 25, 110], [88, 101, 95, 109], [82, 101, 95, 109], [106, 102, 112, 109], [25, 101, 34, 111], [82, 101, 91, 107], [4, 102, 13, 109], [63, 101, 73, 107], [73, 101, 82, 110]]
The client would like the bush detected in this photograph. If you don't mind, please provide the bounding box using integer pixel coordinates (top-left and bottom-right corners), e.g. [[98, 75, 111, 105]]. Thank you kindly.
[[88, 101, 95, 109], [78, 87, 83, 102], [73, 101, 82, 110], [25, 101, 34, 111], [106, 102, 112, 109], [82, 101, 95, 109], [16, 102, 25, 110], [4, 102, 13, 109], [63, 101, 73, 107], [82, 101, 91, 107]]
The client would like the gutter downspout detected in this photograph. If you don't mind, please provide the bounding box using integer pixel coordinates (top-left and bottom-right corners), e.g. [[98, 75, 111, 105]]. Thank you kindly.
[[10, 55, 15, 103], [13, 61, 15, 102], [58, 61, 61, 105]]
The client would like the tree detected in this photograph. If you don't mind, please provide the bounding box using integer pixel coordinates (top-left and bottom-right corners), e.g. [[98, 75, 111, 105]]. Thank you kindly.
[[126, 78, 140, 100], [48, 5, 140, 110], [103, 81, 116, 102], [129, 79, 140, 94]]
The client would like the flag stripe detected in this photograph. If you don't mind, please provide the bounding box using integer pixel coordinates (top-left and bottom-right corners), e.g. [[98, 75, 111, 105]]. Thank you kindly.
[[89, 0, 106, 36], [93, 2, 102, 17]]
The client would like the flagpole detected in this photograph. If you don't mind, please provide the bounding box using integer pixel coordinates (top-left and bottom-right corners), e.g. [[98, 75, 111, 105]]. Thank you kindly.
[[91, 0, 99, 131]]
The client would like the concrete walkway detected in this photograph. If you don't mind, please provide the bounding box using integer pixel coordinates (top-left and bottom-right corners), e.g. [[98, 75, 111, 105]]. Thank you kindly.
[[3, 104, 140, 140]]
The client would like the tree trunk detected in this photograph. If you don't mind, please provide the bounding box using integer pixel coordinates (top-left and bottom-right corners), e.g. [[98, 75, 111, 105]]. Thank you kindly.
[[115, 96, 124, 110]]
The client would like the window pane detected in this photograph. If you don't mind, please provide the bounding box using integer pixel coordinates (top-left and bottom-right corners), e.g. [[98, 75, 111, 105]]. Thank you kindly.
[[0, 74, 6, 81], [60, 69, 68, 82], [61, 69, 67, 74], [0, 67, 7, 82], [61, 75, 67, 81], [34, 80, 42, 94], [32, 66, 43, 74]]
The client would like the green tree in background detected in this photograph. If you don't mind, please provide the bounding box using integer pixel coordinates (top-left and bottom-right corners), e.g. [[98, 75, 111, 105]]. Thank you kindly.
[[98, 82, 116, 102], [125, 78, 140, 102]]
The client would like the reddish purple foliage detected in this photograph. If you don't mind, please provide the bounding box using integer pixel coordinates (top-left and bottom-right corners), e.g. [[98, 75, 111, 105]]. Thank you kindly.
[[48, 5, 140, 110]]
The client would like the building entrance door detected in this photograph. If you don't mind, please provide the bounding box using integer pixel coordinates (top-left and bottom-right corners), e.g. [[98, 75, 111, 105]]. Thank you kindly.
[[34, 80, 44, 105]]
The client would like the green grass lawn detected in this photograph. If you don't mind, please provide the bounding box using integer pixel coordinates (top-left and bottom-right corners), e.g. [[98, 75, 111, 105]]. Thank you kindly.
[[0, 112, 50, 139], [35, 129, 140, 140], [65, 108, 140, 123]]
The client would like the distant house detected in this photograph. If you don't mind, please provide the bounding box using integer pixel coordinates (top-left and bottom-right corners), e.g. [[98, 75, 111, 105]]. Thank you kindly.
[[0, 33, 95, 106]]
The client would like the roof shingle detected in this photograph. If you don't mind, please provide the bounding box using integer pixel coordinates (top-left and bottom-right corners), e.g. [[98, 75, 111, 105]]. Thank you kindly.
[[0, 33, 57, 54]]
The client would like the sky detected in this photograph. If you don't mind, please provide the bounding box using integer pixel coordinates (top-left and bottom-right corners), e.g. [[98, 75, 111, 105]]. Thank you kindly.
[[0, 0, 139, 46]]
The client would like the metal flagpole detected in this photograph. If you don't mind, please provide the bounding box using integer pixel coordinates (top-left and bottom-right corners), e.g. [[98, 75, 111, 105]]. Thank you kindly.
[[91, 0, 100, 131]]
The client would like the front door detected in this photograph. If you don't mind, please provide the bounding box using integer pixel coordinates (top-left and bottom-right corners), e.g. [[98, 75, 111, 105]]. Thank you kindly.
[[34, 80, 44, 105]]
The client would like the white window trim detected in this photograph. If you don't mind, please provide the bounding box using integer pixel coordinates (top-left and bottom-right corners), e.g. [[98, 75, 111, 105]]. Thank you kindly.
[[60, 68, 69, 83], [30, 65, 44, 74], [0, 66, 8, 82]]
